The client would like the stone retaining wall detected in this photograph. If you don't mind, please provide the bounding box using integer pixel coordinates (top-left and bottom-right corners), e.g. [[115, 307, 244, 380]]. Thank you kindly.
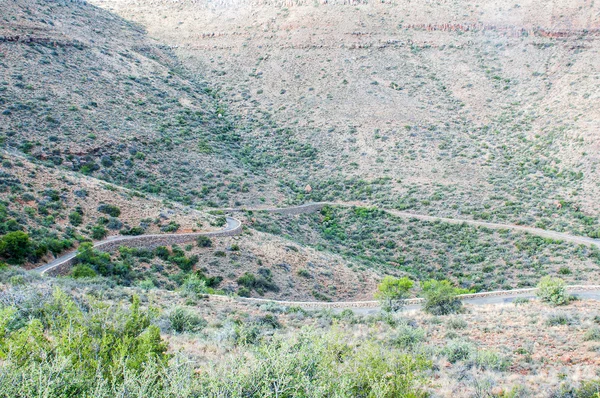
[[207, 285, 600, 309], [44, 221, 242, 276], [43, 257, 78, 277]]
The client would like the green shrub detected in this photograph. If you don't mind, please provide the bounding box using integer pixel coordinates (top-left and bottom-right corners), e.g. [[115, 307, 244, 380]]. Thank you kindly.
[[237, 272, 279, 293], [202, 328, 431, 396], [554, 379, 600, 397], [91, 225, 108, 240], [583, 327, 600, 341], [297, 269, 311, 278], [545, 312, 576, 326], [443, 340, 474, 363], [68, 211, 83, 226], [195, 270, 222, 288], [0, 231, 31, 264], [160, 222, 179, 232], [536, 276, 569, 306], [137, 278, 155, 291], [120, 226, 145, 236], [167, 307, 206, 333], [375, 276, 413, 312], [74, 242, 127, 278], [391, 323, 425, 349], [446, 318, 467, 330], [180, 273, 207, 297], [558, 266, 572, 275], [472, 349, 510, 371], [70, 264, 97, 278], [196, 236, 212, 248], [0, 291, 168, 396], [170, 254, 198, 272], [154, 246, 170, 260], [421, 280, 463, 315], [97, 204, 121, 217]]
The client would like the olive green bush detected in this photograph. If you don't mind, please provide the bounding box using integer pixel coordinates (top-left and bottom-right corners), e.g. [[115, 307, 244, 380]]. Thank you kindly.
[[421, 280, 465, 315], [375, 276, 414, 312], [0, 288, 168, 397], [200, 329, 431, 397], [536, 276, 569, 306], [0, 231, 30, 264]]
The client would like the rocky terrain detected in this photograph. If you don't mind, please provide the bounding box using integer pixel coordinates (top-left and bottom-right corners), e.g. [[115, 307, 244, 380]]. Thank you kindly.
[[0, 0, 599, 395]]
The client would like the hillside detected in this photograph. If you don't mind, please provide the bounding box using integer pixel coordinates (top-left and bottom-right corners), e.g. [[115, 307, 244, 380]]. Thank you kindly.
[[1, 0, 600, 396], [0, 0, 284, 208], [93, 0, 600, 237]]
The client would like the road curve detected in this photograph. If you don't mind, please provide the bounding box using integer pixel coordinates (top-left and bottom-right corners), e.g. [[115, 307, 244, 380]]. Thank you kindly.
[[34, 216, 241, 275], [33, 202, 600, 309], [233, 201, 600, 247]]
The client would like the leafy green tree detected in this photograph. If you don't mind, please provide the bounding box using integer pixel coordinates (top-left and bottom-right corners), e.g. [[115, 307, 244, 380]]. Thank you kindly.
[[375, 276, 414, 312], [536, 276, 569, 306], [0, 231, 31, 264], [421, 280, 464, 315]]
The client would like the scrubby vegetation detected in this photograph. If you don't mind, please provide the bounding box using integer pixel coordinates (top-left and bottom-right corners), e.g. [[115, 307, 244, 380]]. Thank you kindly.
[[252, 206, 600, 290], [0, 280, 434, 397], [2, 0, 600, 394]]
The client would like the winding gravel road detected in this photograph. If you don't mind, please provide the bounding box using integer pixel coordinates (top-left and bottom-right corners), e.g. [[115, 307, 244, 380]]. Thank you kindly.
[[34, 217, 241, 275], [34, 202, 600, 309]]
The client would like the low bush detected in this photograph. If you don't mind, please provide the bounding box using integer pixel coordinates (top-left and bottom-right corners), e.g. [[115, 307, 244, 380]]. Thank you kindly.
[[97, 204, 121, 217], [196, 236, 212, 247], [70, 264, 97, 278], [237, 272, 279, 294], [180, 273, 207, 297], [166, 307, 206, 333], [583, 327, 600, 341], [391, 323, 425, 349], [202, 328, 431, 396], [421, 280, 464, 315], [545, 312, 577, 326], [537, 276, 569, 306]]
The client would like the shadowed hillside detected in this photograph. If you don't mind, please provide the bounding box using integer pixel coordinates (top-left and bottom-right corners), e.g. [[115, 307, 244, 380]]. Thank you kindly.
[[0, 0, 288, 208]]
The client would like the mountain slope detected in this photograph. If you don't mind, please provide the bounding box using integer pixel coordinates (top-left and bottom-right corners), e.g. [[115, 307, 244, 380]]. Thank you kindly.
[[0, 0, 282, 208], [92, 0, 600, 236]]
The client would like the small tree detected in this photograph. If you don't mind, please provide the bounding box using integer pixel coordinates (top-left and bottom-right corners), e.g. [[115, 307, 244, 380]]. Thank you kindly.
[[536, 276, 569, 306], [375, 276, 414, 312], [421, 280, 463, 315], [0, 231, 31, 264]]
